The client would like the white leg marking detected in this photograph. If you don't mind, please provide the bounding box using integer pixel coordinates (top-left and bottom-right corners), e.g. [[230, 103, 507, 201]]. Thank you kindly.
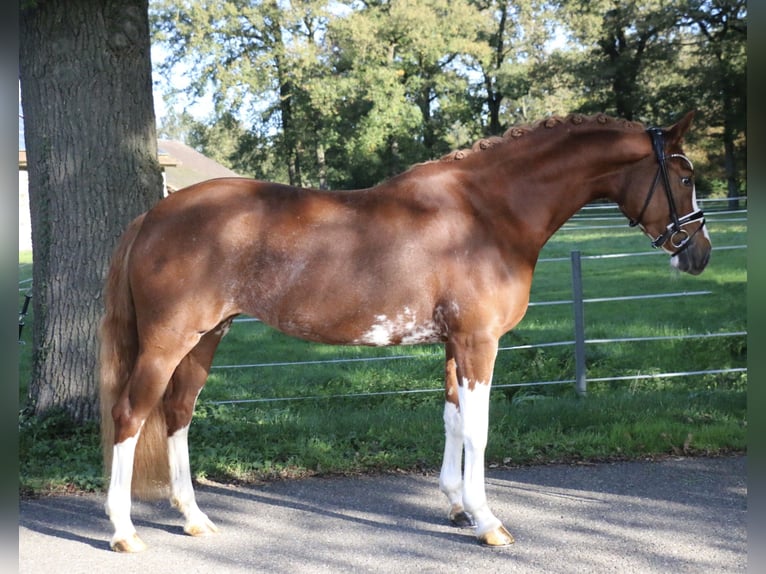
[[169, 425, 218, 536], [105, 432, 145, 550], [439, 401, 470, 524], [458, 380, 504, 538]]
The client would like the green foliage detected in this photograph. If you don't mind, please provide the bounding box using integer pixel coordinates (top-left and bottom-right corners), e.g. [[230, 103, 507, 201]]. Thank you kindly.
[[150, 0, 746, 193], [18, 409, 104, 494], [489, 387, 746, 463], [17, 211, 746, 494]]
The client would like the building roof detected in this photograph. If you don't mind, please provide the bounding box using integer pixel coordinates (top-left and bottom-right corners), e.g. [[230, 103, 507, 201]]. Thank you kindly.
[[158, 139, 241, 192], [19, 140, 241, 193]]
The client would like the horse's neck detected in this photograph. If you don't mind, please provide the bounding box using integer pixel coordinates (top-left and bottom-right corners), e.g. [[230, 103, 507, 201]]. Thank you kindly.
[[473, 129, 646, 250]]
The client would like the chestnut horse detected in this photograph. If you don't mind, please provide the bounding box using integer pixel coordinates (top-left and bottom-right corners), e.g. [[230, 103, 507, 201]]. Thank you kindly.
[[100, 112, 710, 552]]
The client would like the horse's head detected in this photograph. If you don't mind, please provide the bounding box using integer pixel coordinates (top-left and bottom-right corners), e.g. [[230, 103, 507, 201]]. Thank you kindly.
[[621, 111, 711, 275]]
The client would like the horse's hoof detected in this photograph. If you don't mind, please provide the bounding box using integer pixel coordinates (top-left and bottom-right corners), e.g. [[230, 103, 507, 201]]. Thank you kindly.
[[479, 524, 515, 547], [449, 509, 476, 529], [110, 532, 147, 553], [185, 518, 219, 537]]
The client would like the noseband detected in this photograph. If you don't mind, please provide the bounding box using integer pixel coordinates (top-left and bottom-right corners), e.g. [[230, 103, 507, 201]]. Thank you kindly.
[[628, 127, 706, 254]]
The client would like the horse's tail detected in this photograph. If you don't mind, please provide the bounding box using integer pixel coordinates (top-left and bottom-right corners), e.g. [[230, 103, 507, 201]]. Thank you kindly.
[[99, 213, 170, 499]]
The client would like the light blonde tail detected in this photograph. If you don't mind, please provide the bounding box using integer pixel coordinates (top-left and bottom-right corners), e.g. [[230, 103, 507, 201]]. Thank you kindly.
[[99, 213, 170, 499]]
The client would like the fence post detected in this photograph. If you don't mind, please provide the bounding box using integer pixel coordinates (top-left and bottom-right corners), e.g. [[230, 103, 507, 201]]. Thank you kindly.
[[570, 250, 587, 396]]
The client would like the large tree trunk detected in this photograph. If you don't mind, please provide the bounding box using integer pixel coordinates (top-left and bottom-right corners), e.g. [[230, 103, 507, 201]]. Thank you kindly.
[[19, 0, 163, 422]]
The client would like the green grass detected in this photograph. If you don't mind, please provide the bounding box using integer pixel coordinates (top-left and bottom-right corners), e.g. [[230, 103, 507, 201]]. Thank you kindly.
[[17, 211, 747, 494]]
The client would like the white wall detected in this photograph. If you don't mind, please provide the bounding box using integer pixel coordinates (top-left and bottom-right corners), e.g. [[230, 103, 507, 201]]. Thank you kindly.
[[19, 170, 32, 252], [18, 169, 169, 253]]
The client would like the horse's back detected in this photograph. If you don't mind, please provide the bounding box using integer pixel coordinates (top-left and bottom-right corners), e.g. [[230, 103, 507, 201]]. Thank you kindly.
[[125, 177, 464, 340]]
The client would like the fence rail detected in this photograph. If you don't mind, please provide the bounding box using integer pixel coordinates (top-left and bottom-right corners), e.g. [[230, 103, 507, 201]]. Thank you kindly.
[[210, 330, 746, 371], [207, 242, 747, 405], [18, 204, 747, 404]]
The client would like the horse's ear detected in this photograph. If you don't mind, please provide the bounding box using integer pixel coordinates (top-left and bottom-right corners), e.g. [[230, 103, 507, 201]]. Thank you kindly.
[[665, 110, 696, 145]]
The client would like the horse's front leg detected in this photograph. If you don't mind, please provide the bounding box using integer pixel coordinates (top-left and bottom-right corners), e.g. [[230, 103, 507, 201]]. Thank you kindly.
[[447, 332, 514, 547], [439, 348, 475, 528]]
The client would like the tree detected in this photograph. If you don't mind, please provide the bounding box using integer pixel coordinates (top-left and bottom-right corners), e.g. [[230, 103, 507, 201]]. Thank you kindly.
[[319, 0, 481, 182], [19, 0, 163, 422], [683, 0, 746, 207], [556, 0, 684, 120], [150, 0, 745, 194], [468, 0, 552, 134], [382, 0, 487, 154], [152, 0, 331, 187], [152, 0, 490, 188]]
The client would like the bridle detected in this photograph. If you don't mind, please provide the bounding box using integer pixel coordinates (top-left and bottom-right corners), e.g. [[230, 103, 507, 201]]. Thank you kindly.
[[628, 127, 706, 255]]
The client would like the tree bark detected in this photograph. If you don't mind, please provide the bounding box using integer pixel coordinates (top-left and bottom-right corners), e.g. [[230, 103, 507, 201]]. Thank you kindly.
[[19, 0, 163, 422]]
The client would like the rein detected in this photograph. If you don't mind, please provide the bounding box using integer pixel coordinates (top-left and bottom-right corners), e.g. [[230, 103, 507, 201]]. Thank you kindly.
[[629, 127, 706, 254]]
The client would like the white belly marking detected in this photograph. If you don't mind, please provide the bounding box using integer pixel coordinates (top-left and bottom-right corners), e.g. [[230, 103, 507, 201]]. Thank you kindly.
[[356, 306, 443, 346]]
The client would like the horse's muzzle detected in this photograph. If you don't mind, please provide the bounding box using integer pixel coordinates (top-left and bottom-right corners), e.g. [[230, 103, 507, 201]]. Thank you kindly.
[[670, 235, 711, 275]]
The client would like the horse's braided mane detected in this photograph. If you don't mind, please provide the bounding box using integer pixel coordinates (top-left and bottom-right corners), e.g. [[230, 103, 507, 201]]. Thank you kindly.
[[438, 113, 646, 162]]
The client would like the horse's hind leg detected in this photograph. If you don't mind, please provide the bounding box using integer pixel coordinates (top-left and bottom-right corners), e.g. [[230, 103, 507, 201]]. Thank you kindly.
[[106, 427, 145, 552], [164, 320, 232, 537], [107, 347, 189, 552]]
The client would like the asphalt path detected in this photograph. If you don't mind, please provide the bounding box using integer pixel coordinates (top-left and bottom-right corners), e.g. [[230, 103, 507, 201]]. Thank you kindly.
[[19, 455, 746, 573]]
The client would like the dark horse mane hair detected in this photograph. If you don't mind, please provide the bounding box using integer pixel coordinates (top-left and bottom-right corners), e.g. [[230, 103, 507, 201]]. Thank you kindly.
[[437, 113, 647, 163]]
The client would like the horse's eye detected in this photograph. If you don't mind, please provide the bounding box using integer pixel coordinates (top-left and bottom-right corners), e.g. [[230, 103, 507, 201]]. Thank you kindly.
[[681, 176, 693, 187]]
